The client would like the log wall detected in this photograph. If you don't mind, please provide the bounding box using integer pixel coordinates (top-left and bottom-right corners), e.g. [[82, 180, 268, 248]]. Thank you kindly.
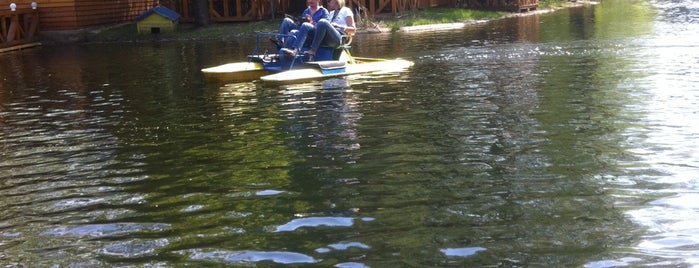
[[0, 0, 160, 31]]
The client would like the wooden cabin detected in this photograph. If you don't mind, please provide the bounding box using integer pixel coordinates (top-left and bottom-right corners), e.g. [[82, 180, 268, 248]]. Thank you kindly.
[[4, 0, 160, 31]]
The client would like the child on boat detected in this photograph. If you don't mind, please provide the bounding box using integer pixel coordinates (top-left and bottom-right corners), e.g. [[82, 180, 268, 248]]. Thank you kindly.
[[277, 0, 329, 50]]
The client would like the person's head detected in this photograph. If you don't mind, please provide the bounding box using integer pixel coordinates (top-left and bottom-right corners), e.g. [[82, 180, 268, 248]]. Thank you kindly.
[[308, 0, 320, 8], [328, 0, 345, 9]]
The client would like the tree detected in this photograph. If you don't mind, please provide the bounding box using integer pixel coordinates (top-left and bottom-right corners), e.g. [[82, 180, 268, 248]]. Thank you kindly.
[[192, 0, 211, 27]]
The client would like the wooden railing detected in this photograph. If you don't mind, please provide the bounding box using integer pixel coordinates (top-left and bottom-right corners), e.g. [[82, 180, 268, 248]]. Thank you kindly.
[[168, 0, 270, 23], [1, 7, 39, 49], [165, 0, 408, 23], [200, 0, 406, 21]]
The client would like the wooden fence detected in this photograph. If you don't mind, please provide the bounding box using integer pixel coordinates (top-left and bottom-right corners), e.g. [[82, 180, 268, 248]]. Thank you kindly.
[[167, 0, 435, 23], [168, 0, 270, 22], [0, 5, 39, 50]]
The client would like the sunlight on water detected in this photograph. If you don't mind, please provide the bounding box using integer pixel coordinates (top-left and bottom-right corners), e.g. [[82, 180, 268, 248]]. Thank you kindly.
[[176, 249, 319, 264], [607, 0, 699, 265], [274, 217, 355, 232], [440, 247, 487, 257]]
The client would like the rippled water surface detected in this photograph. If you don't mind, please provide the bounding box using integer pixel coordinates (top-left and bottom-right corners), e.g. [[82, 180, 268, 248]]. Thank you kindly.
[[1, 0, 698, 266]]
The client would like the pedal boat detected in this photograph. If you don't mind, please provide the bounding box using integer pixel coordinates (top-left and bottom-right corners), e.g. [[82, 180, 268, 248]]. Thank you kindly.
[[202, 32, 413, 84]]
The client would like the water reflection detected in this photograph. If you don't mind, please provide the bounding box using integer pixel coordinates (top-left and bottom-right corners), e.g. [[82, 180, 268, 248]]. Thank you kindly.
[[609, 0, 699, 265], [275, 217, 355, 232], [1, 0, 699, 266], [175, 249, 319, 264], [441, 247, 487, 257]]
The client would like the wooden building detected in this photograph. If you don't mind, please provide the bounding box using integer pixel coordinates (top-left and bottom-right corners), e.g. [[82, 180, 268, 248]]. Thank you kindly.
[[2, 0, 536, 32], [0, 0, 160, 31]]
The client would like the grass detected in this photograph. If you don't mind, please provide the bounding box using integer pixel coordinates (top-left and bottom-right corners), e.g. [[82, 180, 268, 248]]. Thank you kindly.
[[86, 20, 279, 42], [538, 0, 571, 8], [380, 8, 505, 31]]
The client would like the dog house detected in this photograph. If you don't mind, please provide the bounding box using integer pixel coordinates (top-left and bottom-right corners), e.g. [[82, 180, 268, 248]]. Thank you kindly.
[[135, 5, 180, 34]]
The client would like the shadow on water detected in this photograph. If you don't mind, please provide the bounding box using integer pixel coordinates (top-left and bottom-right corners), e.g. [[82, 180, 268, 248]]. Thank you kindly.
[[1, 0, 698, 266]]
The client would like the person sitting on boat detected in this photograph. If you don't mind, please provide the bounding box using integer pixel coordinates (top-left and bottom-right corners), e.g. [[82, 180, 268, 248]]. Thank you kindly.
[[277, 0, 329, 49], [295, 0, 356, 59]]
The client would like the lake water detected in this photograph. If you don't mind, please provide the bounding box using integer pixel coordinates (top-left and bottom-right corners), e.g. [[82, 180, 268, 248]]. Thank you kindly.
[[1, 0, 698, 266]]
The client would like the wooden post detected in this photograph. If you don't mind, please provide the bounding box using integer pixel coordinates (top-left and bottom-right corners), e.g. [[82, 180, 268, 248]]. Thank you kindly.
[[7, 12, 17, 43], [270, 0, 275, 19], [223, 0, 230, 18], [1, 15, 7, 43], [28, 9, 39, 39]]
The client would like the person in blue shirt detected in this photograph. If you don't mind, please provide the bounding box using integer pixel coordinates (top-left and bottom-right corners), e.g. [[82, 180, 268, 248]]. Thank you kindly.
[[277, 0, 329, 53]]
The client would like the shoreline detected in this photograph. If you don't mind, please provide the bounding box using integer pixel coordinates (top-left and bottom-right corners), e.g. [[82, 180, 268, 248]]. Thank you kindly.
[[39, 2, 598, 44], [386, 1, 598, 33]]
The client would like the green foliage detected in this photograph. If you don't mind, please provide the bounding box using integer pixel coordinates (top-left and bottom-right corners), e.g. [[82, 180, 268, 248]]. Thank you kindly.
[[538, 0, 569, 8], [87, 20, 279, 43], [420, 7, 505, 22], [87, 7, 526, 40], [378, 7, 505, 32]]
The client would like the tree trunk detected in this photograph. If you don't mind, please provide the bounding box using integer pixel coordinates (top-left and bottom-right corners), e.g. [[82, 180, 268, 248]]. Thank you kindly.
[[193, 0, 211, 27]]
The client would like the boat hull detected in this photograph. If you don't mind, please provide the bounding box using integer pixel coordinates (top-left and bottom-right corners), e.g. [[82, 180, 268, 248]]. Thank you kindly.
[[201, 62, 267, 83], [201, 32, 413, 85], [260, 58, 414, 84]]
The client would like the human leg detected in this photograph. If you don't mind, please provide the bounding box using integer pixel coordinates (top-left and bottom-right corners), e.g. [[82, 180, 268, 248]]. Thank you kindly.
[[281, 22, 316, 58], [279, 18, 297, 43], [293, 22, 315, 49], [310, 19, 343, 53]]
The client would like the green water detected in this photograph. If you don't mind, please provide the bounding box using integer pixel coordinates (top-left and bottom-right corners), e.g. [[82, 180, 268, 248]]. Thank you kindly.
[[3, 0, 699, 266]]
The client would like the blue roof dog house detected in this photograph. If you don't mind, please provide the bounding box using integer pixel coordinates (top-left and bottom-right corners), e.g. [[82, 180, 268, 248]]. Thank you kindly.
[[135, 5, 181, 34]]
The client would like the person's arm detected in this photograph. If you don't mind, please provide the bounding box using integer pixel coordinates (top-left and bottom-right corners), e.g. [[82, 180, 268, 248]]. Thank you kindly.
[[341, 15, 356, 35], [300, 8, 312, 24], [331, 8, 356, 35]]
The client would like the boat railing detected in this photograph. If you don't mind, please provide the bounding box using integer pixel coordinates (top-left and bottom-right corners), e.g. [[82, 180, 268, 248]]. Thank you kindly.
[[252, 32, 295, 59]]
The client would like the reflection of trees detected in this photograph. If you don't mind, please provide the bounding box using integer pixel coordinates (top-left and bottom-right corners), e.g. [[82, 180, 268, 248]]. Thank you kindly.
[[0, 46, 131, 265], [316, 4, 653, 266], [488, 14, 541, 43], [278, 80, 363, 207], [110, 78, 304, 253], [528, 2, 654, 265]]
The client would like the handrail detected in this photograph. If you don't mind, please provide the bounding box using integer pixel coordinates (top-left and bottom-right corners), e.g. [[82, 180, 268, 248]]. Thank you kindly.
[[1, 7, 40, 50]]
